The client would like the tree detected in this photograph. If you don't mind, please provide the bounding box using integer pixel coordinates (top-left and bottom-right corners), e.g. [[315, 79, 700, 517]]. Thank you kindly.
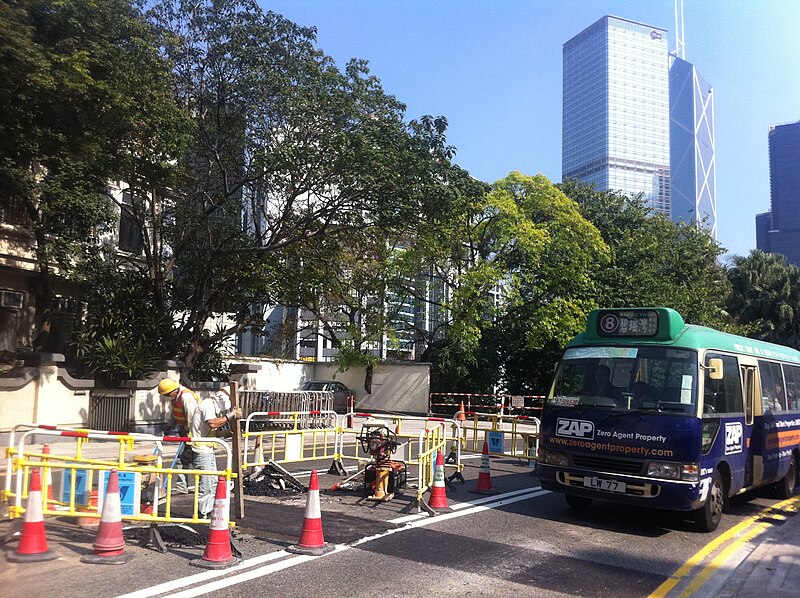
[[0, 0, 183, 351], [475, 173, 609, 393], [559, 181, 729, 328], [418, 172, 609, 392], [727, 250, 800, 348], [266, 116, 483, 391], [123, 0, 454, 376]]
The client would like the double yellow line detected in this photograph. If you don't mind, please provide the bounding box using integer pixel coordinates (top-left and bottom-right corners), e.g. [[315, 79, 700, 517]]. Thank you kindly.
[[648, 495, 800, 597]]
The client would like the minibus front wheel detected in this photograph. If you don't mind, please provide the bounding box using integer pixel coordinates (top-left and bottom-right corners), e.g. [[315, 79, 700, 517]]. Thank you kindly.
[[694, 470, 725, 532], [565, 494, 592, 510]]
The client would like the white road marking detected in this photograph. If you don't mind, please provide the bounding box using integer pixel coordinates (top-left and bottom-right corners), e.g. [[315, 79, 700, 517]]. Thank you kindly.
[[115, 486, 550, 598]]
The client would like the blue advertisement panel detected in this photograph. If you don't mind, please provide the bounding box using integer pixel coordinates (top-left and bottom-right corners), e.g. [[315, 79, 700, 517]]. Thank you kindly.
[[60, 469, 91, 505], [98, 470, 141, 516], [487, 431, 504, 453]]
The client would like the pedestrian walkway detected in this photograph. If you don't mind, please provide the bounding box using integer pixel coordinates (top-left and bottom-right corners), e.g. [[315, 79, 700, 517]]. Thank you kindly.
[[710, 503, 800, 597], [648, 494, 800, 597], [654, 494, 800, 597]]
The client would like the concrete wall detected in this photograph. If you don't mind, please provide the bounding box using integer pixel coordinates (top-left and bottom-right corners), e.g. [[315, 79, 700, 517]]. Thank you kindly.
[[0, 354, 431, 434], [224, 357, 308, 392], [222, 357, 431, 415], [313, 362, 430, 414], [0, 353, 94, 435]]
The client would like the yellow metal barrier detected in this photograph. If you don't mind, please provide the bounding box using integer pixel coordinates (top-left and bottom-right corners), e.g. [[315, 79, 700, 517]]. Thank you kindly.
[[242, 410, 339, 468], [413, 425, 448, 510], [333, 412, 463, 475], [459, 413, 540, 464], [4, 425, 235, 526]]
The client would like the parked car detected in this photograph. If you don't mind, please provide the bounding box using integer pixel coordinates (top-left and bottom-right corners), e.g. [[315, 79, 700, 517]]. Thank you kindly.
[[297, 380, 355, 413]]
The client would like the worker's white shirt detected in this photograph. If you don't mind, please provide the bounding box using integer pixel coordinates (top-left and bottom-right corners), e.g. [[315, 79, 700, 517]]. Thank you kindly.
[[189, 398, 219, 454]]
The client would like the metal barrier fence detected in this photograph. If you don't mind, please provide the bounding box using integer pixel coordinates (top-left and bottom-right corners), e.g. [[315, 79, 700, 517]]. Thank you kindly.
[[456, 413, 540, 466], [242, 410, 339, 468], [241, 409, 459, 513], [429, 392, 545, 419], [3, 423, 234, 526], [239, 391, 334, 428]]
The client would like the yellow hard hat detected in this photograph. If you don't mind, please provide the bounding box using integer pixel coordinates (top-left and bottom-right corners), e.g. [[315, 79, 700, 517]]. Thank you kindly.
[[157, 379, 180, 395]]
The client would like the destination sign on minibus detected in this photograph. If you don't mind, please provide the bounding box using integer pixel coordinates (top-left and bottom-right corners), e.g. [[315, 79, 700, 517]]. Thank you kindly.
[[597, 309, 658, 337]]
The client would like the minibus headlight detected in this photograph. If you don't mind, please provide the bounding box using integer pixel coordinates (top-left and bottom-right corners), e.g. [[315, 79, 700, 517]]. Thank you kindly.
[[681, 463, 700, 481], [540, 449, 568, 466], [647, 461, 680, 479]]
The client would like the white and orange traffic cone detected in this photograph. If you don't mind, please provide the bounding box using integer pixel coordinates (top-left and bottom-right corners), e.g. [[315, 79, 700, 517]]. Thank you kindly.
[[7, 469, 57, 563], [427, 451, 450, 510], [287, 470, 334, 556], [81, 469, 132, 564], [472, 440, 496, 494], [191, 476, 240, 569], [457, 401, 466, 422]]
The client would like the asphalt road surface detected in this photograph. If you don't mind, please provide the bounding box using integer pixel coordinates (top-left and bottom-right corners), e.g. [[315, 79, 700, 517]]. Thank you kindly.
[[1, 454, 788, 598]]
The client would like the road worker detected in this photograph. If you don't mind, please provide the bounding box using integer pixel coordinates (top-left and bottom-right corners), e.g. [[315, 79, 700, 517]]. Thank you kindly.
[[158, 379, 241, 517], [159, 379, 198, 494]]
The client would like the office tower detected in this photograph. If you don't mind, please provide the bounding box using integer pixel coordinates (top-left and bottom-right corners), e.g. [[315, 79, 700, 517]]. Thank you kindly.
[[669, 60, 716, 237], [562, 16, 671, 215], [756, 121, 800, 265], [669, 1, 717, 238]]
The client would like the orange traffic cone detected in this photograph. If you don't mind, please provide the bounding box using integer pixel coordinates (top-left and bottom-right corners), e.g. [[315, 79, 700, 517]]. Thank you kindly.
[[472, 441, 496, 494], [41, 444, 54, 504], [7, 469, 57, 563], [191, 476, 240, 569], [77, 490, 99, 530], [427, 451, 449, 509], [287, 470, 334, 556], [457, 401, 466, 422], [81, 469, 132, 564]]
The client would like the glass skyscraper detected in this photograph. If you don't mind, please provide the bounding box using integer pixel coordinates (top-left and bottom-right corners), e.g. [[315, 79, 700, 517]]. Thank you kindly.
[[563, 16, 671, 215], [669, 57, 716, 237], [756, 121, 800, 266]]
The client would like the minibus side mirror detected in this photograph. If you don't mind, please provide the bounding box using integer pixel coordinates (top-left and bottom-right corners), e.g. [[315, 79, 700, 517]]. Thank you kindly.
[[706, 358, 723, 380]]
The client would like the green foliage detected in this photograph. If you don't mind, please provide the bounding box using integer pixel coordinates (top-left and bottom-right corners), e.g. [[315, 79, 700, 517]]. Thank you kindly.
[[125, 0, 454, 373], [73, 259, 174, 384], [726, 250, 800, 348], [425, 173, 609, 392], [5, 0, 755, 400], [0, 0, 181, 300], [559, 181, 729, 328]]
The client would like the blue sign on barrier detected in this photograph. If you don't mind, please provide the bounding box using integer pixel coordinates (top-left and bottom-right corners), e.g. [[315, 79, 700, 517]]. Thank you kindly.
[[61, 469, 90, 505], [98, 470, 141, 516], [488, 431, 504, 453]]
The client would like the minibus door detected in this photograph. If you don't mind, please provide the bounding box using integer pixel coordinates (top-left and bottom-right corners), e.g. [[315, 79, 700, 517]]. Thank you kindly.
[[740, 362, 757, 488]]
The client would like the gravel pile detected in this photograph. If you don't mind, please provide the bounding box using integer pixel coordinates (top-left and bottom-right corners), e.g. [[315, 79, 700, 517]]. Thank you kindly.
[[243, 466, 306, 498]]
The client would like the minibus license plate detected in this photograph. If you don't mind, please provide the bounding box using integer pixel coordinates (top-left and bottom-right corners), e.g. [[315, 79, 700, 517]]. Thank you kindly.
[[585, 477, 625, 493]]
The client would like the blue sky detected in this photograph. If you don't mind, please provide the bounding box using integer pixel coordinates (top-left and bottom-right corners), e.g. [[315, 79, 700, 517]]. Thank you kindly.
[[262, 1, 800, 260]]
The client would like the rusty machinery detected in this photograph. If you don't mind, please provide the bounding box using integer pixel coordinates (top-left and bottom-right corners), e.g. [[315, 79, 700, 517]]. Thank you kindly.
[[356, 422, 407, 501]]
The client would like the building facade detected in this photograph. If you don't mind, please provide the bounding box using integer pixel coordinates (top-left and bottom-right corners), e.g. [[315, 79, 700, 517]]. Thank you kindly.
[[669, 57, 717, 237], [562, 16, 671, 215], [756, 121, 800, 265]]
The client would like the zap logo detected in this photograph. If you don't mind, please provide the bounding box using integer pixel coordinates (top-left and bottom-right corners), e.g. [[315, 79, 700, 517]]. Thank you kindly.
[[724, 422, 743, 455], [556, 418, 595, 440]]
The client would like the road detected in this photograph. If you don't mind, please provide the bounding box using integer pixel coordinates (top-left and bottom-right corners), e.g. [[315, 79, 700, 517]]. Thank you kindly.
[[1, 453, 789, 597]]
